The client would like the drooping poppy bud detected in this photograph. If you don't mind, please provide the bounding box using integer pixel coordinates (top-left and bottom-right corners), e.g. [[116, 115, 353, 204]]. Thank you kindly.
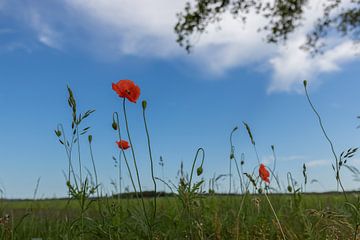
[[197, 166, 203, 176], [112, 121, 118, 130]]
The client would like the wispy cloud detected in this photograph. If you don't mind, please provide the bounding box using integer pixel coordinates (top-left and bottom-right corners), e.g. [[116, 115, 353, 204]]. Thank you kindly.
[[28, 10, 62, 49], [306, 159, 330, 168], [262, 154, 306, 165], [1, 0, 359, 91]]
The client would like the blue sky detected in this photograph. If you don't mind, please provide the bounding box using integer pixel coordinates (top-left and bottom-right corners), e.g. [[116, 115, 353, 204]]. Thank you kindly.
[[0, 0, 360, 198]]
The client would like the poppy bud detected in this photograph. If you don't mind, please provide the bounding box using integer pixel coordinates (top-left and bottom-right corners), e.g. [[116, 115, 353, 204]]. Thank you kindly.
[[258, 188, 263, 194], [241, 160, 244, 165], [112, 122, 118, 130], [142, 100, 147, 110], [88, 135, 92, 143], [303, 80, 307, 87], [197, 166, 203, 176], [230, 153, 234, 159], [287, 185, 292, 192], [66, 181, 71, 187]]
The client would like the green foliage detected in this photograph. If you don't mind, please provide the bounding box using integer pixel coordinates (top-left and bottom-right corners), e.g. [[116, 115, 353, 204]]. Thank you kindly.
[[175, 0, 360, 54]]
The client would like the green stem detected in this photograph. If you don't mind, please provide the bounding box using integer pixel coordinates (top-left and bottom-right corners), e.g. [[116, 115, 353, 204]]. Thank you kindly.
[[118, 152, 122, 200], [264, 193, 286, 240], [230, 128, 245, 194], [253, 144, 261, 166], [89, 142, 98, 188], [58, 124, 79, 191], [270, 146, 277, 182], [229, 153, 232, 194], [76, 126, 83, 185], [113, 112, 138, 195], [122, 99, 151, 230], [142, 105, 157, 219], [304, 85, 347, 200], [188, 148, 205, 192]]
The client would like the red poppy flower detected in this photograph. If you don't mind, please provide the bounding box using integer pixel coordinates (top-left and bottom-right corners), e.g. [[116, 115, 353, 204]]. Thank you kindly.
[[112, 79, 140, 103], [259, 164, 270, 184], [116, 140, 130, 150]]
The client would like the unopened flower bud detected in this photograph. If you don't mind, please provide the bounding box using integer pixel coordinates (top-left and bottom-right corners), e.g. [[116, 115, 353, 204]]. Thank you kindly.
[[112, 122, 118, 130], [142, 100, 147, 110], [303, 80, 307, 87], [197, 166, 203, 176]]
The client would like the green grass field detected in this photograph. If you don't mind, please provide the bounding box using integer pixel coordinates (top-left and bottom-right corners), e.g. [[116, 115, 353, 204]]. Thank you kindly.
[[0, 81, 356, 240], [0, 193, 359, 239]]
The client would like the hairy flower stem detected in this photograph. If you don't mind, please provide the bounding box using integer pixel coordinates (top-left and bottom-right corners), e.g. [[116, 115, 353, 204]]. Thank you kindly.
[[229, 154, 232, 194], [89, 140, 104, 220], [57, 124, 79, 191], [122, 99, 151, 231], [230, 128, 245, 194], [253, 145, 261, 166], [304, 83, 347, 201], [76, 126, 83, 185], [264, 192, 286, 240], [142, 105, 157, 220], [118, 153, 122, 200], [270, 146, 277, 182], [113, 112, 138, 195], [89, 142, 98, 190], [188, 148, 205, 192]]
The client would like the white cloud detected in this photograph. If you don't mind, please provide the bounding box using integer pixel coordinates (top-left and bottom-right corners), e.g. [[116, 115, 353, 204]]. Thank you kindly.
[[63, 0, 186, 57], [2, 0, 359, 91], [268, 38, 359, 93], [28, 10, 62, 49], [262, 154, 305, 165], [306, 159, 330, 168]]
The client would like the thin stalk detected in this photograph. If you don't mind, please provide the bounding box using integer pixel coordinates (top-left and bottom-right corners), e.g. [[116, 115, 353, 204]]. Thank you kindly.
[[113, 112, 138, 195], [142, 104, 157, 219], [264, 193, 286, 240], [76, 126, 83, 185], [118, 152, 122, 200], [270, 146, 277, 182], [188, 148, 205, 191], [304, 84, 347, 200], [89, 139, 107, 224], [122, 99, 150, 230], [229, 155, 232, 194], [162, 164, 165, 192], [253, 145, 261, 166], [233, 158, 243, 193], [230, 127, 245, 194], [89, 142, 98, 188], [58, 124, 79, 191]]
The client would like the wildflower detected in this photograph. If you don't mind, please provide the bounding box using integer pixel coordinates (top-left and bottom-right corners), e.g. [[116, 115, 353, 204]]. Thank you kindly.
[[259, 163, 270, 184], [116, 140, 130, 150], [112, 79, 140, 103]]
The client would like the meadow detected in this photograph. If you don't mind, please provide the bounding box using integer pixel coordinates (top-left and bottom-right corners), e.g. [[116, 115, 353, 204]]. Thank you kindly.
[[0, 193, 358, 239], [0, 79, 359, 240]]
